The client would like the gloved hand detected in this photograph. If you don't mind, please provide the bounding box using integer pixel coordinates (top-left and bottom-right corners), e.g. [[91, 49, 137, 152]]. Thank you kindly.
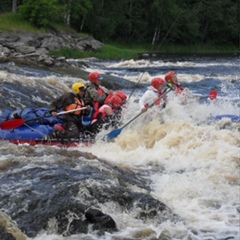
[[13, 113, 22, 119], [162, 102, 166, 109], [166, 83, 174, 90], [51, 111, 58, 117]]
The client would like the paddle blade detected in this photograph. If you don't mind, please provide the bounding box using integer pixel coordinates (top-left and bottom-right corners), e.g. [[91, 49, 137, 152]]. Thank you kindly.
[[105, 128, 122, 141], [0, 119, 26, 130], [209, 90, 218, 100]]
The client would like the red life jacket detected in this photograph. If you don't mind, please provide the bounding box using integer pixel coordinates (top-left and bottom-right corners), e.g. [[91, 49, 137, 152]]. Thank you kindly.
[[154, 96, 162, 106], [144, 91, 164, 108], [91, 104, 112, 123], [92, 88, 105, 119], [65, 97, 85, 115], [175, 84, 184, 95]]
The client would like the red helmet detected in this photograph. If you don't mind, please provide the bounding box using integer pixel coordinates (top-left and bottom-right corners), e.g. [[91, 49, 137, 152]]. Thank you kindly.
[[165, 71, 176, 83], [151, 77, 165, 89], [116, 91, 127, 102], [106, 95, 123, 109], [89, 71, 103, 83]]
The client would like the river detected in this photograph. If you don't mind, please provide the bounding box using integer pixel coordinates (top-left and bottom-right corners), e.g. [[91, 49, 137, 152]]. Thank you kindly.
[[0, 55, 239, 240]]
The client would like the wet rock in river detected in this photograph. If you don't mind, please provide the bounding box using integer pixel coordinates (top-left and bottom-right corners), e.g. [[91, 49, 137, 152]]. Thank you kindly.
[[0, 153, 181, 238]]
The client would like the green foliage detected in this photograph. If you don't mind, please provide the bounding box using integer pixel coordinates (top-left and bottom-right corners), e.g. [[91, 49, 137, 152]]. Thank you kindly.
[[0, 0, 12, 13], [2, 0, 239, 49], [187, 0, 239, 45], [18, 0, 59, 28], [49, 42, 237, 61], [157, 44, 237, 54], [0, 13, 44, 32], [85, 0, 129, 41], [147, 0, 181, 45], [57, 0, 92, 28], [49, 44, 144, 60]]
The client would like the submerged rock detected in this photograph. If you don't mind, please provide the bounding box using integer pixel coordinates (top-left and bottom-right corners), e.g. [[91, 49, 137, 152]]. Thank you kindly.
[[0, 210, 27, 240], [0, 150, 181, 238]]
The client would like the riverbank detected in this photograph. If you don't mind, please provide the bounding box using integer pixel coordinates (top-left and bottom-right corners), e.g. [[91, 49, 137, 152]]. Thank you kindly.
[[0, 12, 238, 66], [138, 51, 240, 59], [0, 30, 103, 68]]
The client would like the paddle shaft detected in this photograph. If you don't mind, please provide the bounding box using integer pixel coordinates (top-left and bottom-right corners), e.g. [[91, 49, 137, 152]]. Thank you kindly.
[[170, 82, 218, 100], [19, 107, 88, 122], [121, 88, 216, 130], [128, 62, 151, 101], [128, 12, 182, 102], [0, 107, 88, 130], [56, 107, 87, 115]]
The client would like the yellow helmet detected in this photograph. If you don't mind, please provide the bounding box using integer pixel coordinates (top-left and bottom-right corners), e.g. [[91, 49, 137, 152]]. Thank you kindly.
[[72, 82, 85, 94]]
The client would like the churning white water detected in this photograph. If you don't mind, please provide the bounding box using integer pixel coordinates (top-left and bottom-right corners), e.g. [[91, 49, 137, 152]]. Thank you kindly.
[[0, 56, 239, 240]]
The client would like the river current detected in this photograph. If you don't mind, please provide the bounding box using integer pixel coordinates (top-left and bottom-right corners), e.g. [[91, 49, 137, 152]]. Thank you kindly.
[[0, 55, 239, 240]]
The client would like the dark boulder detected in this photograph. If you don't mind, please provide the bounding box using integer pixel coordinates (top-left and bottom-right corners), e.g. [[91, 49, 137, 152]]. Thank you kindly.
[[0, 151, 181, 238]]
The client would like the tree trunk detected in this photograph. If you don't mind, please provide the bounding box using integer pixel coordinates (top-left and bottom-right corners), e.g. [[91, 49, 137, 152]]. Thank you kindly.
[[12, 0, 17, 13], [80, 18, 85, 32], [129, 0, 133, 37], [152, 28, 158, 45]]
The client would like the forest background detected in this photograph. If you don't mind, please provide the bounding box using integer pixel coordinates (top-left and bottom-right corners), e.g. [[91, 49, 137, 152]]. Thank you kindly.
[[0, 0, 239, 59]]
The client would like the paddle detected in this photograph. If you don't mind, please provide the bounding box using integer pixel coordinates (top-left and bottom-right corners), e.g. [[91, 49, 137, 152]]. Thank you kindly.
[[105, 88, 172, 141], [198, 90, 218, 100], [105, 88, 218, 141], [208, 90, 218, 100], [127, 61, 151, 101], [0, 107, 87, 130]]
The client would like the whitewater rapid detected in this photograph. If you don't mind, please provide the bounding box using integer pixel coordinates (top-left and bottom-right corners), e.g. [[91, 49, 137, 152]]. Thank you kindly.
[[0, 56, 239, 240]]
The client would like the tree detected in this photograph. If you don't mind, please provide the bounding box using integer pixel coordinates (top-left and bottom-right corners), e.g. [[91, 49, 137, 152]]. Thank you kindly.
[[11, 0, 238, 47], [148, 0, 180, 46], [194, 0, 238, 44], [12, 0, 17, 13], [84, 0, 128, 41], [18, 0, 59, 28]]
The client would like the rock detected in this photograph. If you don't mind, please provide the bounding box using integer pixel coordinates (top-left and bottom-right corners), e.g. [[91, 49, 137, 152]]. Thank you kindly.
[[14, 45, 36, 54], [85, 208, 117, 231], [0, 45, 11, 56], [0, 210, 27, 240], [0, 30, 104, 68], [0, 32, 19, 42], [0, 157, 181, 238]]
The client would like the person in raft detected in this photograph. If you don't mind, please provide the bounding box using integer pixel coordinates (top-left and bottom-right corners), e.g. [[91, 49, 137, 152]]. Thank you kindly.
[[113, 91, 128, 120], [84, 71, 113, 119], [165, 71, 202, 104], [89, 93, 126, 135], [49, 82, 91, 139], [164, 71, 184, 95], [115, 91, 127, 104], [139, 77, 167, 112]]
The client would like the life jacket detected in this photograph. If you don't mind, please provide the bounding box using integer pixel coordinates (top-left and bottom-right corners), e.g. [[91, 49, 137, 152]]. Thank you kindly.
[[91, 88, 106, 119], [154, 96, 161, 106], [145, 99, 161, 108], [175, 84, 184, 95], [99, 104, 112, 119], [167, 83, 184, 96], [155, 91, 168, 106], [65, 97, 85, 115], [91, 104, 112, 124], [144, 89, 164, 108], [94, 94, 123, 119]]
